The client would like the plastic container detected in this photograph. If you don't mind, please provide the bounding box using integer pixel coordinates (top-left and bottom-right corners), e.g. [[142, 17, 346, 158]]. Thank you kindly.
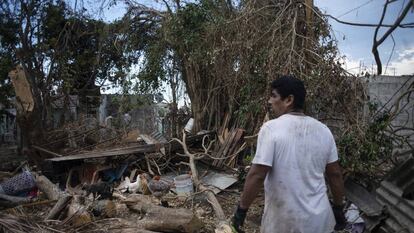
[[174, 174, 193, 196], [184, 118, 194, 133]]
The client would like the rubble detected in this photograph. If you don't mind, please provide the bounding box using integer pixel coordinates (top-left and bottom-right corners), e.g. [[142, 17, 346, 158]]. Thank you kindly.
[[4, 106, 412, 233], [0, 120, 251, 233]]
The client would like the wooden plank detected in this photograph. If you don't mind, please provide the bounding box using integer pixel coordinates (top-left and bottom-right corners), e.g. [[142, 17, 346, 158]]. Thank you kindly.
[[224, 129, 245, 165], [140, 133, 166, 155], [217, 129, 238, 167], [213, 129, 237, 167], [47, 131, 214, 163], [47, 144, 156, 162]]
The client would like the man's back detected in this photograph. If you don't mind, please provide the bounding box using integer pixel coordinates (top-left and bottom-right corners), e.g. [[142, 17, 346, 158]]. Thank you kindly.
[[253, 114, 337, 233]]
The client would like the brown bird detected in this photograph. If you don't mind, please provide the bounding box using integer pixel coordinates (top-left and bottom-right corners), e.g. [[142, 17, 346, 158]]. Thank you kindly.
[[139, 173, 152, 195], [148, 176, 173, 207]]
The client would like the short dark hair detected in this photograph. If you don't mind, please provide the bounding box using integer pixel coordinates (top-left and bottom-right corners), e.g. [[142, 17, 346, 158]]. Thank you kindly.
[[271, 75, 306, 110]]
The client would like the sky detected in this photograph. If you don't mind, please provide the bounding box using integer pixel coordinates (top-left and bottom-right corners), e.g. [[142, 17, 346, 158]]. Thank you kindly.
[[315, 0, 414, 75], [76, 0, 414, 79]]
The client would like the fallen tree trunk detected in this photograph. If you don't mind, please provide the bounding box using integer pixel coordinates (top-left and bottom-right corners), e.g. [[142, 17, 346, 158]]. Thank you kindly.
[[34, 174, 62, 200], [32, 173, 73, 221], [122, 194, 202, 233], [105, 218, 162, 233], [45, 194, 72, 220]]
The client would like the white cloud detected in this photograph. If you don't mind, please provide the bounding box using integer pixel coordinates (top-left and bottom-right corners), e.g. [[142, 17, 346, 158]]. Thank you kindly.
[[342, 55, 361, 72], [341, 47, 414, 76], [389, 47, 414, 75], [341, 56, 376, 75]]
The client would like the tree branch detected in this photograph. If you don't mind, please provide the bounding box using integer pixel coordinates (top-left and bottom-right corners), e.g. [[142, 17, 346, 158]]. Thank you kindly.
[[372, 0, 413, 74], [324, 14, 414, 28]]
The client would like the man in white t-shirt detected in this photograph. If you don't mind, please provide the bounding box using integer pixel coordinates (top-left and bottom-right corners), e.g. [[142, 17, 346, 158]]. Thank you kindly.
[[232, 75, 346, 233]]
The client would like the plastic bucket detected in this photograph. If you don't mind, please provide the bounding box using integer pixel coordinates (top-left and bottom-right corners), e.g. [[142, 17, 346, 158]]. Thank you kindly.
[[174, 174, 193, 196], [184, 118, 194, 133]]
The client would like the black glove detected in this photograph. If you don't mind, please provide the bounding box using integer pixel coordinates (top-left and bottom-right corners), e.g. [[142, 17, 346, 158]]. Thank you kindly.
[[231, 204, 248, 233], [332, 204, 347, 231]]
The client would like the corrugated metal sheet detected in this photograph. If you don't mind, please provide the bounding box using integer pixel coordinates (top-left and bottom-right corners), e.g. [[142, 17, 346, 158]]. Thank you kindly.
[[345, 179, 384, 217], [344, 179, 386, 231], [375, 156, 414, 233], [345, 157, 414, 232]]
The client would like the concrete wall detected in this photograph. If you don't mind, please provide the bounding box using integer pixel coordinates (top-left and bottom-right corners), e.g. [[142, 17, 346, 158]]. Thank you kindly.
[[367, 75, 414, 154]]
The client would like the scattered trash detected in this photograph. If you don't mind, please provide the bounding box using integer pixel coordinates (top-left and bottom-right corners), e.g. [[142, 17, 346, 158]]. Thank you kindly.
[[0, 171, 36, 196], [345, 203, 365, 233]]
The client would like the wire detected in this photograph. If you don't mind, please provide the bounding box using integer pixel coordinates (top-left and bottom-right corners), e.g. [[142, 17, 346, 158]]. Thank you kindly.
[[325, 14, 414, 28], [384, 34, 396, 75], [337, 0, 374, 18]]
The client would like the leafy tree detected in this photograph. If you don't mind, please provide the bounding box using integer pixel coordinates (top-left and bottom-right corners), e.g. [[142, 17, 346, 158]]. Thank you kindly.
[[0, 0, 129, 148], [119, 0, 360, 133]]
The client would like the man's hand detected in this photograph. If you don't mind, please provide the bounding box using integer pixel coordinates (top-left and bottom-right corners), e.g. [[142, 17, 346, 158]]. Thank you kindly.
[[231, 205, 248, 233], [332, 204, 347, 231], [233, 164, 269, 232]]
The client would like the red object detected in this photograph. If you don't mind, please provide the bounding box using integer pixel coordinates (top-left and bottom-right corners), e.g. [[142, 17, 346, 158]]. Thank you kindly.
[[28, 187, 38, 198]]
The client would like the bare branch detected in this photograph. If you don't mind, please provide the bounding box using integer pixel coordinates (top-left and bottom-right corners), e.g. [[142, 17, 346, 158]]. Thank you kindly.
[[324, 14, 414, 28], [372, 0, 413, 74]]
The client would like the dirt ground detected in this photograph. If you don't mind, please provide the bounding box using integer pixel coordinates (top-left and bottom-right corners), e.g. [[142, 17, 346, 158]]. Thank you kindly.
[[178, 186, 264, 232]]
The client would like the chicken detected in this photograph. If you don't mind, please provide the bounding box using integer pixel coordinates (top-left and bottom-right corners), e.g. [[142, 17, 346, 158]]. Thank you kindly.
[[139, 173, 151, 195], [148, 176, 173, 207], [116, 176, 140, 193], [116, 173, 151, 194]]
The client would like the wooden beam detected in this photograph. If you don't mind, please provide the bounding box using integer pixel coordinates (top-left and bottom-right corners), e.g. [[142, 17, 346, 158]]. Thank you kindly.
[[47, 131, 214, 163]]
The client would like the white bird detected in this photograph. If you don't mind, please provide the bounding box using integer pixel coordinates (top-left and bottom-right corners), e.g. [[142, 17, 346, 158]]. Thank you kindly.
[[116, 176, 141, 193]]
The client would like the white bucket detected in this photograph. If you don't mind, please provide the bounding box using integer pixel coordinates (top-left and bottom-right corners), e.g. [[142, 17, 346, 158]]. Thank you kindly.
[[174, 174, 193, 196], [184, 118, 194, 133]]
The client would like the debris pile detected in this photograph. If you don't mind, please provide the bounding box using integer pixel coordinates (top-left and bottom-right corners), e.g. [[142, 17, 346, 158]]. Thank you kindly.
[[0, 119, 249, 233]]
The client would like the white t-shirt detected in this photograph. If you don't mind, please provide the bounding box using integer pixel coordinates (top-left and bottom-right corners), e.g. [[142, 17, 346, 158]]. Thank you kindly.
[[252, 114, 338, 233]]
